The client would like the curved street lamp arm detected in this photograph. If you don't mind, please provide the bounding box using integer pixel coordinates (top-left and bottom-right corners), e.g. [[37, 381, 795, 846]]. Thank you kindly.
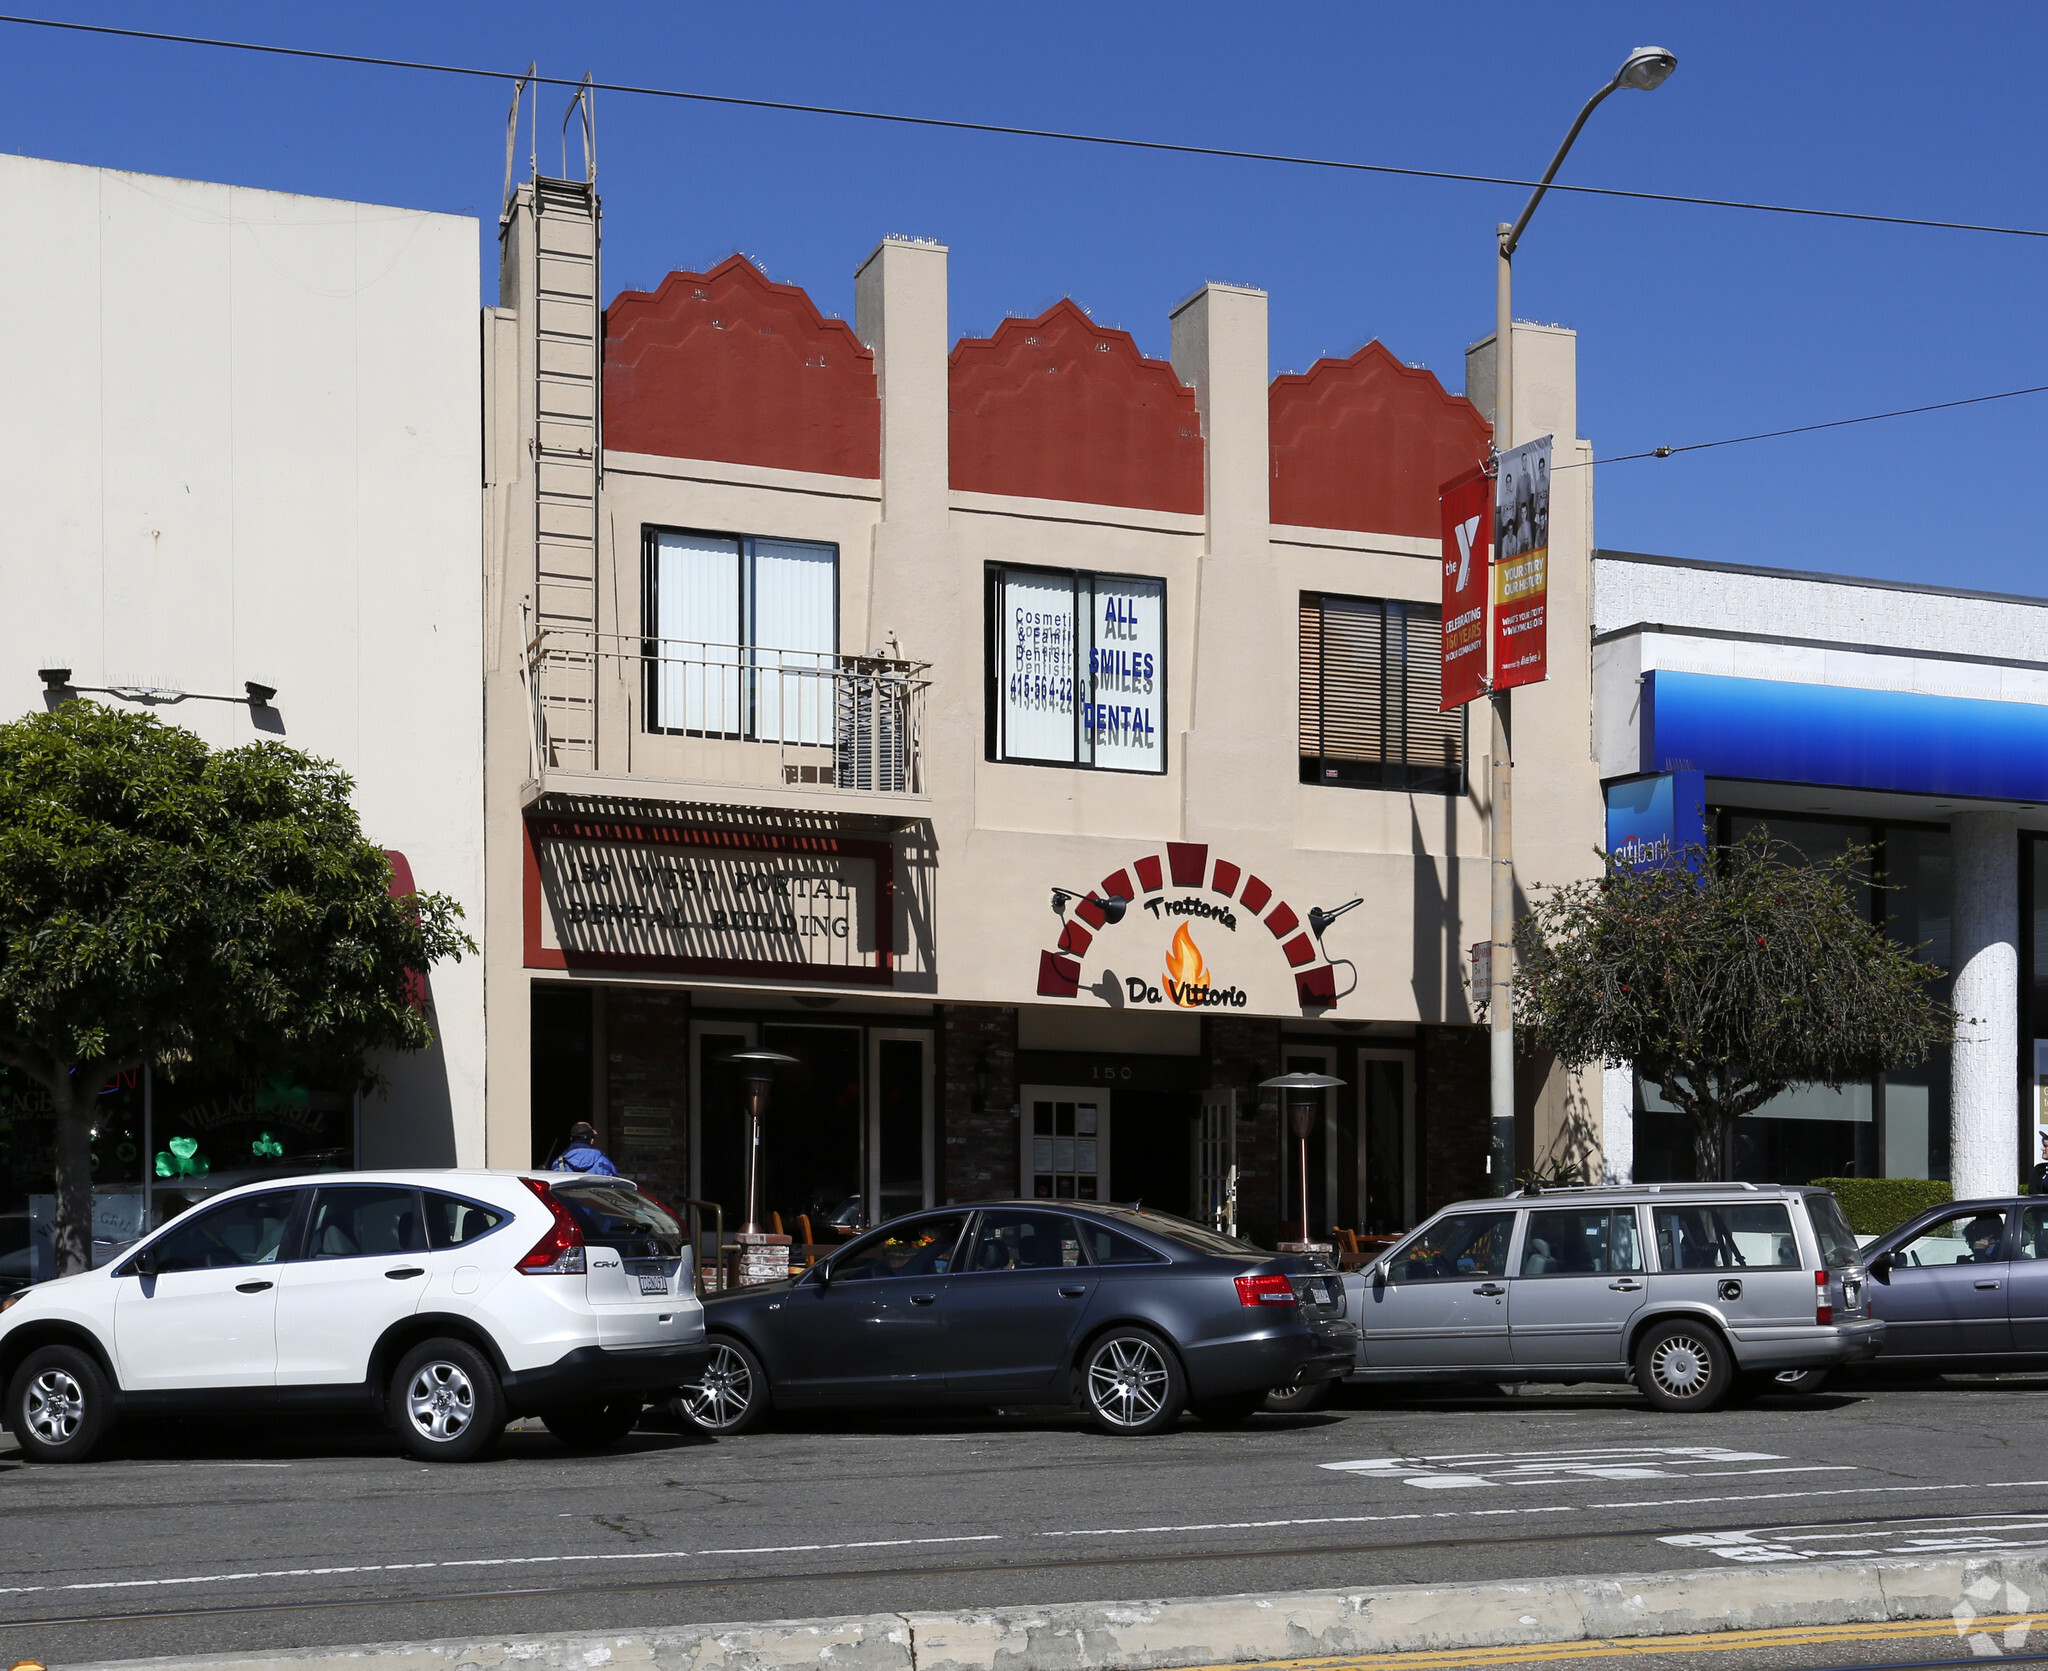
[[1502, 73, 1623, 258]]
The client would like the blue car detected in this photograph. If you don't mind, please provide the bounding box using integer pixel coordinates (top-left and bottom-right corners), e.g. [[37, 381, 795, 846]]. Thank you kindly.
[[675, 1202, 1358, 1435]]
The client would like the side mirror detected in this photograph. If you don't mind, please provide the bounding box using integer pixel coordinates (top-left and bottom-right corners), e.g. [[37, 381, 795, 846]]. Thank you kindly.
[[812, 1259, 832, 1287], [1371, 1258, 1391, 1285], [1867, 1252, 1891, 1276], [126, 1250, 156, 1278]]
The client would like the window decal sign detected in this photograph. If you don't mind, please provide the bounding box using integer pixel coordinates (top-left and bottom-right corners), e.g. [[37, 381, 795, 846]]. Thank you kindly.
[[1492, 435, 1550, 690], [992, 565, 1166, 774], [1085, 575, 1164, 771], [1035, 842, 1350, 1012], [1439, 464, 1492, 710], [999, 567, 1080, 763]]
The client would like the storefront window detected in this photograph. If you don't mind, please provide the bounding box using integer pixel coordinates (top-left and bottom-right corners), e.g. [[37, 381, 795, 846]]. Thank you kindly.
[[1884, 827, 1953, 1181], [0, 1065, 147, 1283], [149, 1066, 353, 1220], [1637, 814, 1950, 1183]]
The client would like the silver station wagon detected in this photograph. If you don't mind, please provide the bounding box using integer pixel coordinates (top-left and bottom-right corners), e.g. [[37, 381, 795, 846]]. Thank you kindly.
[[1332, 1182, 1882, 1412]]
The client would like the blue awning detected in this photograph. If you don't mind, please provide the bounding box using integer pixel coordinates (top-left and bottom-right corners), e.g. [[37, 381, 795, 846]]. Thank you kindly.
[[1641, 670, 2048, 802]]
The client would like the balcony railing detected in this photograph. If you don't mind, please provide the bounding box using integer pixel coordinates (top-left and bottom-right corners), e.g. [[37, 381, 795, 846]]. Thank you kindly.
[[525, 628, 930, 806]]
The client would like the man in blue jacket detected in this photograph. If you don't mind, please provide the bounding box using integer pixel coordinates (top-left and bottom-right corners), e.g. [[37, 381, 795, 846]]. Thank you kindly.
[[558, 1121, 618, 1177]]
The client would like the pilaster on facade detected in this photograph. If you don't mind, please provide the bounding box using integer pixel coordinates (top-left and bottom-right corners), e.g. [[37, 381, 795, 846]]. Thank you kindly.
[[1170, 282, 1294, 852]]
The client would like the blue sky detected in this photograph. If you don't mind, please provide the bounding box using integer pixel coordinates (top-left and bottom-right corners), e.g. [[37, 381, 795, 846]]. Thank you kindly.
[[5, 3, 2044, 593]]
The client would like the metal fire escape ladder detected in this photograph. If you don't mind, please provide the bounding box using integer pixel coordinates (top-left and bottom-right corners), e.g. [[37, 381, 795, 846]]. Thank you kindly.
[[530, 172, 601, 772]]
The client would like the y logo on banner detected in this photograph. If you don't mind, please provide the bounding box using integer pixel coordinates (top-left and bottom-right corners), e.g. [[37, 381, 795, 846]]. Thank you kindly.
[[1452, 515, 1483, 593]]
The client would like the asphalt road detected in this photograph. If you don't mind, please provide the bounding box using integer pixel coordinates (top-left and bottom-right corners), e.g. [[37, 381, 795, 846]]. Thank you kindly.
[[7, 1375, 2048, 1668]]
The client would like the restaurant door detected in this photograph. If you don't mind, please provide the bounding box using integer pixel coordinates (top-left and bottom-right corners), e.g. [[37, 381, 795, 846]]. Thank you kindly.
[[691, 1020, 932, 1238], [1020, 1085, 1107, 1202], [1282, 1044, 1418, 1241]]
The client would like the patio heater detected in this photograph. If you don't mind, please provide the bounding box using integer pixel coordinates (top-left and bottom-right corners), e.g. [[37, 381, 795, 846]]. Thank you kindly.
[[1260, 1071, 1345, 1249], [724, 1050, 799, 1235]]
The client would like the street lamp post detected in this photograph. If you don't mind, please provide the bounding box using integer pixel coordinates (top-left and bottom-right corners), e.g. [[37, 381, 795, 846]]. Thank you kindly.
[[1487, 45, 1676, 1192]]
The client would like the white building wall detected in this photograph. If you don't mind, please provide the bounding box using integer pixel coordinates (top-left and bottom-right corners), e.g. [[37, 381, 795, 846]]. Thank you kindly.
[[1595, 551, 2048, 662], [0, 156, 486, 1164]]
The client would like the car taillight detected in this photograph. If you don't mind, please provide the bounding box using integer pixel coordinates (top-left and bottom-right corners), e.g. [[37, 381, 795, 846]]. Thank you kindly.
[[1235, 1272, 1298, 1307], [516, 1176, 586, 1275], [1814, 1270, 1832, 1325]]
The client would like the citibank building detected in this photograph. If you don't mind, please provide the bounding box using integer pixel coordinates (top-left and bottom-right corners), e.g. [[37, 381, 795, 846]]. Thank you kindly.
[[1595, 549, 2048, 1196]]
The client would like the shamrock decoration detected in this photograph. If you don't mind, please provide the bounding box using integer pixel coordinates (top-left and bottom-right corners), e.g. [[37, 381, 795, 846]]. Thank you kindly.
[[251, 1131, 285, 1160], [154, 1134, 211, 1179]]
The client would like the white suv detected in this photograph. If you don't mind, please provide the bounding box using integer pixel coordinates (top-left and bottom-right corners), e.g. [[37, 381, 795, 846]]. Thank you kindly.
[[0, 1170, 710, 1463]]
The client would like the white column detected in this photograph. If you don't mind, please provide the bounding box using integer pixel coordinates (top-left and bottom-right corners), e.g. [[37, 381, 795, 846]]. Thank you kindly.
[[1950, 810, 2019, 1198], [1601, 1064, 1635, 1184]]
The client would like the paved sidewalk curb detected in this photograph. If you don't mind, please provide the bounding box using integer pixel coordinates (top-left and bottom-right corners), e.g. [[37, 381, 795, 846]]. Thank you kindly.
[[66, 1552, 2043, 1671]]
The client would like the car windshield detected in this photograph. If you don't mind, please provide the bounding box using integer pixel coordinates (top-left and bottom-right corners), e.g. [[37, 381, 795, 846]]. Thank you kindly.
[[1100, 1208, 1266, 1258], [1804, 1193, 1862, 1269]]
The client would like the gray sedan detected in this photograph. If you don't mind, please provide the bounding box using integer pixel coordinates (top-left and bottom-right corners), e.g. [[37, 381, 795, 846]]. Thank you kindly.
[[1854, 1196, 2048, 1371], [674, 1202, 1357, 1436]]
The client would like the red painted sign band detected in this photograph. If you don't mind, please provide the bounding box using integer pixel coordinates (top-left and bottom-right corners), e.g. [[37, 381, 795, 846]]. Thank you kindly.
[[1438, 465, 1492, 710]]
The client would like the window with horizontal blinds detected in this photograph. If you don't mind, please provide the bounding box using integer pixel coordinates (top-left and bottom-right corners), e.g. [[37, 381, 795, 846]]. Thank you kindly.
[[1299, 593, 1464, 794]]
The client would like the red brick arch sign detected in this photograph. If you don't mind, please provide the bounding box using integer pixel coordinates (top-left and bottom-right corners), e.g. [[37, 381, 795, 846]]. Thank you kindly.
[[1036, 842, 1339, 1012]]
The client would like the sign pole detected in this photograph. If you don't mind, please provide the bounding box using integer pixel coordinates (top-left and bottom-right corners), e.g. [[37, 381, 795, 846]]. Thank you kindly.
[[1489, 224, 1516, 1195]]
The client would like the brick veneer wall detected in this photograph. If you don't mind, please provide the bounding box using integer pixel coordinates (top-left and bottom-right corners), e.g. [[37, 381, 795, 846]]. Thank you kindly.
[[1421, 1023, 1490, 1213], [604, 986, 691, 1203], [1203, 1015, 1283, 1245], [937, 1004, 1019, 1203]]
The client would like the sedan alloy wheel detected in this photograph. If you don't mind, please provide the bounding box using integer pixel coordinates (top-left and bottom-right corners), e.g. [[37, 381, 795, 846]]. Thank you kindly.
[[676, 1337, 771, 1435], [1081, 1327, 1185, 1435]]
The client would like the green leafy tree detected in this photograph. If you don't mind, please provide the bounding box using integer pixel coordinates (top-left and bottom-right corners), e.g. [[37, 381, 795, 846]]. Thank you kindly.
[[1512, 825, 1950, 1181], [0, 701, 471, 1274]]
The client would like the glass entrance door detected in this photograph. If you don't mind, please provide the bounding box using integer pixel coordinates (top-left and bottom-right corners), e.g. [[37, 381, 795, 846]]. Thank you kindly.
[[1357, 1048, 1416, 1234], [1019, 1085, 1107, 1201]]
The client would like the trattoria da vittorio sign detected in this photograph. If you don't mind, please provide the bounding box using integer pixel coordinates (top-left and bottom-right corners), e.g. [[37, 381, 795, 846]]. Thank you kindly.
[[1037, 843, 1348, 1012], [526, 817, 896, 985]]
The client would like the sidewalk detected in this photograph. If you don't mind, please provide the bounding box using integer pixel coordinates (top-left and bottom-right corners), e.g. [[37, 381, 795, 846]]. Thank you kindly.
[[63, 1549, 2046, 1671]]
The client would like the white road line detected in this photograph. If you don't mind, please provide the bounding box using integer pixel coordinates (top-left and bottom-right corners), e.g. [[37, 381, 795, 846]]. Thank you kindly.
[[1038, 1506, 1577, 1539], [1587, 1478, 2048, 1511], [693, 1536, 1001, 1556], [0, 1534, 1001, 1600]]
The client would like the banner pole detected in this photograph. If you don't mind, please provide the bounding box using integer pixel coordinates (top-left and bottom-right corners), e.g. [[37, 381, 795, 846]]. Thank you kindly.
[[1489, 225, 1517, 1195]]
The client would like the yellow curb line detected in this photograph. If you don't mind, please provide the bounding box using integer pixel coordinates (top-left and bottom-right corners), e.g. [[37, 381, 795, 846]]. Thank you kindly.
[[1201, 1610, 2048, 1668]]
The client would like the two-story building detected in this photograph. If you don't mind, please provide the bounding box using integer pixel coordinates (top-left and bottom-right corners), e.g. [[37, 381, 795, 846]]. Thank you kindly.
[[479, 169, 1609, 1245]]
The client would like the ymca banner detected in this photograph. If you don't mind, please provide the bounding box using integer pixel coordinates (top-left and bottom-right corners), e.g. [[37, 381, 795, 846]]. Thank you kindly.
[[1438, 465, 1492, 710], [1492, 435, 1552, 690]]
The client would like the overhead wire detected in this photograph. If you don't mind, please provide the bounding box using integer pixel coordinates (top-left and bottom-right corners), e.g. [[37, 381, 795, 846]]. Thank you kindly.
[[2, 12, 2047, 242], [10, 12, 2048, 473], [1558, 380, 2048, 469]]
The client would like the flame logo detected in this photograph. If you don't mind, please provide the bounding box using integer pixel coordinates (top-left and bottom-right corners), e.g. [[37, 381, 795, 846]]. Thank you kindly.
[[1164, 922, 1210, 1006]]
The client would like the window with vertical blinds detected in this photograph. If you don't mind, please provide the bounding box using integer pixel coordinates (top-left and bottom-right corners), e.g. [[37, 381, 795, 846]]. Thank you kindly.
[[1299, 593, 1464, 794]]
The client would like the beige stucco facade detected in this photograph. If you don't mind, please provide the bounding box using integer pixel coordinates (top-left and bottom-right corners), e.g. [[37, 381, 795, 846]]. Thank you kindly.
[[481, 172, 1606, 1243]]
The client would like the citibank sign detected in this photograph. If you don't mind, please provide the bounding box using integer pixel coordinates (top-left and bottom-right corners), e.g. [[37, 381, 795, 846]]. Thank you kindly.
[[1037, 843, 1344, 1012]]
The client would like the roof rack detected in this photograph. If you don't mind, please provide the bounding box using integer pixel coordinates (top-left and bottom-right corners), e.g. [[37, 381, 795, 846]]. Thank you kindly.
[[1506, 1180, 1762, 1198]]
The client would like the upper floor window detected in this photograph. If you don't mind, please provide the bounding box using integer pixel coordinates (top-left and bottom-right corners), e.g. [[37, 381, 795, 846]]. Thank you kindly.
[[644, 527, 837, 739], [985, 564, 1166, 775], [1298, 592, 1464, 795]]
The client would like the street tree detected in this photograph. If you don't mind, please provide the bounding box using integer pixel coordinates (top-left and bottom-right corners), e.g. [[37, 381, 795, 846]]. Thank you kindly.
[[0, 701, 471, 1273], [1512, 825, 1950, 1181]]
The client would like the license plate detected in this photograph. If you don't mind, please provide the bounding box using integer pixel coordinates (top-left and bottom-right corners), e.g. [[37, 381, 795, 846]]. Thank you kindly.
[[637, 1273, 670, 1296], [1306, 1279, 1331, 1304]]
